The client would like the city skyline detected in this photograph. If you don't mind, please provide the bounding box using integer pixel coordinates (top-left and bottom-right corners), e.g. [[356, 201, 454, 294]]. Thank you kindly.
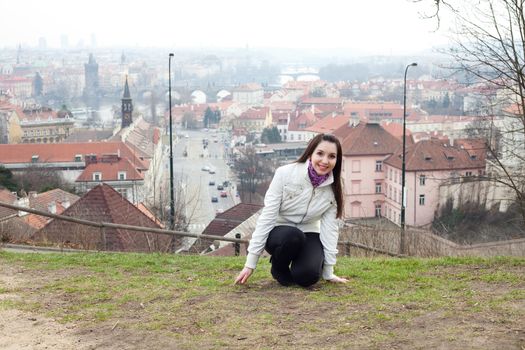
[[1, 0, 451, 55]]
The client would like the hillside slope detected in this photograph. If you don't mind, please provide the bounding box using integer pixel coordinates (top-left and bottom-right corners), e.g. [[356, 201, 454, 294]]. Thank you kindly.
[[0, 252, 524, 349]]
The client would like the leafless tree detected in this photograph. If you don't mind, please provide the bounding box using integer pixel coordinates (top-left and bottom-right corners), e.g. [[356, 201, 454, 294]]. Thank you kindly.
[[433, 0, 525, 224], [232, 147, 276, 204]]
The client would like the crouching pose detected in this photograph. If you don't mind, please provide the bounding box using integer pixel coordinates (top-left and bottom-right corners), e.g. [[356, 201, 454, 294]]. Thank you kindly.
[[235, 133, 348, 287]]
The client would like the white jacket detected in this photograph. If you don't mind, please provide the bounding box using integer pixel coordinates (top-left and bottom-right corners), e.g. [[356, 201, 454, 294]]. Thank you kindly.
[[245, 161, 339, 280]]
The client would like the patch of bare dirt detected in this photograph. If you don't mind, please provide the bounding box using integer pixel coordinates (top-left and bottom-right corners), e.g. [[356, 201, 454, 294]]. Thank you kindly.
[[1, 261, 524, 349]]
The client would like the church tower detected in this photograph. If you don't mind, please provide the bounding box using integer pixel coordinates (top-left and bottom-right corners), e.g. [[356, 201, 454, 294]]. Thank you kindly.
[[121, 76, 133, 128], [83, 53, 100, 109]]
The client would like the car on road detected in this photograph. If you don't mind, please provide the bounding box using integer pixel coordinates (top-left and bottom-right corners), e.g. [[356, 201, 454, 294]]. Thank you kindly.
[[220, 191, 227, 198], [216, 208, 224, 214], [211, 196, 218, 203], [208, 169, 216, 174], [201, 166, 210, 171], [209, 181, 215, 186], [217, 185, 224, 190]]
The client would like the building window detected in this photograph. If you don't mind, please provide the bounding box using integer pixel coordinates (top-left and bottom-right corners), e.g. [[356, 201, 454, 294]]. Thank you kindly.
[[375, 182, 382, 194], [389, 186, 392, 199], [31, 155, 39, 163], [375, 204, 382, 217], [388, 168, 392, 180], [117, 188, 128, 198], [465, 171, 472, 177], [74, 154, 82, 162], [351, 181, 361, 194], [394, 189, 398, 203], [352, 160, 361, 173], [118, 171, 127, 180], [420, 174, 426, 186], [93, 172, 102, 181], [419, 194, 425, 206], [375, 160, 383, 172]]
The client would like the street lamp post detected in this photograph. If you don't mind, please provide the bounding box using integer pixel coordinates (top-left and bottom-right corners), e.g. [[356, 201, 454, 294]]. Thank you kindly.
[[168, 53, 175, 232], [400, 62, 417, 254]]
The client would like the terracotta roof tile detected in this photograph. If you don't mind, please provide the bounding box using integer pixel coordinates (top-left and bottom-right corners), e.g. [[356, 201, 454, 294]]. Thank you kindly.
[[0, 189, 17, 219], [384, 139, 486, 171], [333, 122, 403, 156], [0, 142, 147, 170], [306, 114, 348, 134], [76, 157, 144, 182], [33, 184, 171, 252], [189, 203, 262, 253]]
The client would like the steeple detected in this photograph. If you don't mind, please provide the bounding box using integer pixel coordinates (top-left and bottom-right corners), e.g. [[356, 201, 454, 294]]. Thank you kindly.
[[121, 76, 133, 128], [123, 76, 131, 99]]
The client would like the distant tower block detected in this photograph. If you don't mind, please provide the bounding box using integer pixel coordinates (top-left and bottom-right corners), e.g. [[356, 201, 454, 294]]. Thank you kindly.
[[83, 53, 100, 109]]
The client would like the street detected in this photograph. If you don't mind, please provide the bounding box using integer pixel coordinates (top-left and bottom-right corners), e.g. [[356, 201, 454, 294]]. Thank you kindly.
[[170, 128, 238, 235]]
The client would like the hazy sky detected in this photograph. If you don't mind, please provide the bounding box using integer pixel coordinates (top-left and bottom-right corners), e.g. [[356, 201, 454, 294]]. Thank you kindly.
[[1, 0, 450, 54]]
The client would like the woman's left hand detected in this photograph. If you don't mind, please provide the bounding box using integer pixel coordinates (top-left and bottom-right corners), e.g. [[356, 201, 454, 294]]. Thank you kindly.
[[327, 275, 349, 283]]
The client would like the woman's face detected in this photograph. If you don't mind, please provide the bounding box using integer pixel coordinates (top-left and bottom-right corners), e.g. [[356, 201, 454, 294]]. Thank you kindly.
[[310, 140, 337, 176]]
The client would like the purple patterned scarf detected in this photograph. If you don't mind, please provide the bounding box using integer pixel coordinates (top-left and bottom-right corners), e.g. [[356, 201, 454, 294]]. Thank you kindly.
[[308, 161, 330, 188]]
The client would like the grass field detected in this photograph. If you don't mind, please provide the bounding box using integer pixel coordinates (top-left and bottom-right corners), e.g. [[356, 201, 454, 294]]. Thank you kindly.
[[1, 251, 524, 349]]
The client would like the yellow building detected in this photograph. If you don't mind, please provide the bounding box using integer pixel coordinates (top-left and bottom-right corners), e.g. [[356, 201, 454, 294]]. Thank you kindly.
[[19, 107, 75, 143]]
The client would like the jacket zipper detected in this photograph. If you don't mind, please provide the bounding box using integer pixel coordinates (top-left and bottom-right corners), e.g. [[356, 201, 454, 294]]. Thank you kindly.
[[299, 187, 315, 224]]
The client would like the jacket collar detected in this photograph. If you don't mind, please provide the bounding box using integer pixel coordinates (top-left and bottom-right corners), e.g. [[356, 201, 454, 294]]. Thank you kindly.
[[299, 160, 334, 188]]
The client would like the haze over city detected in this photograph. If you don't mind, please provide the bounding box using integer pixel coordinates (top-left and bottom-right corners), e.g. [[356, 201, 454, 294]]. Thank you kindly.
[[1, 0, 450, 54]]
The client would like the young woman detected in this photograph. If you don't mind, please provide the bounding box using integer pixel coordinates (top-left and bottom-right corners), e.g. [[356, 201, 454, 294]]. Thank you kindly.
[[235, 133, 348, 287]]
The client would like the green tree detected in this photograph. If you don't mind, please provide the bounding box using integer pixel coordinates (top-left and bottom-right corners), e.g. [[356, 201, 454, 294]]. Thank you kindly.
[[204, 107, 214, 128], [260, 127, 282, 144], [0, 166, 17, 191]]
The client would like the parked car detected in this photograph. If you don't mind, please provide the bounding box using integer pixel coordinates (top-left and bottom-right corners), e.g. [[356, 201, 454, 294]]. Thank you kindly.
[[217, 185, 224, 190], [209, 169, 216, 174], [209, 181, 215, 186], [211, 196, 218, 203], [220, 191, 227, 198], [202, 166, 210, 171]]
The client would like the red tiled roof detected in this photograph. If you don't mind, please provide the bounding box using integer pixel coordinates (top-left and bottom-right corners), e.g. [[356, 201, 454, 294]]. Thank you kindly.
[[190, 203, 262, 253], [33, 184, 171, 252], [288, 112, 318, 131], [0, 189, 17, 219], [333, 122, 404, 156], [0, 141, 148, 170], [384, 139, 486, 171], [76, 157, 143, 182], [306, 114, 349, 134], [28, 188, 79, 213], [239, 107, 269, 120]]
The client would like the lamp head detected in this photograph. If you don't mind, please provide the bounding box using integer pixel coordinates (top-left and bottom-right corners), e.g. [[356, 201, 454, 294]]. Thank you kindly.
[[410, 62, 417, 67], [169, 53, 174, 57]]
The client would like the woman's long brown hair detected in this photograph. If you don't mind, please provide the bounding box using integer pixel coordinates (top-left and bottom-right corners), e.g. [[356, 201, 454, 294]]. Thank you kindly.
[[296, 133, 344, 218]]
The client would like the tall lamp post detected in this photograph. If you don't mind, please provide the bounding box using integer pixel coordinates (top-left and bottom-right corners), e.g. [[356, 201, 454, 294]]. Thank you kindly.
[[400, 62, 417, 254], [168, 53, 175, 232]]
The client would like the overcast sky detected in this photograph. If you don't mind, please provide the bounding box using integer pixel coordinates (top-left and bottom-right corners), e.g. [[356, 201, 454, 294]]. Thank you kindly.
[[0, 0, 450, 54]]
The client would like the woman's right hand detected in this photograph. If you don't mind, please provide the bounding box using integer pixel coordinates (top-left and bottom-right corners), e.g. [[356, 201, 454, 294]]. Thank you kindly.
[[234, 267, 253, 285]]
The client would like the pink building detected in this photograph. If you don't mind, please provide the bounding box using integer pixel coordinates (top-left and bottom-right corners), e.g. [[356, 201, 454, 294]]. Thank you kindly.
[[333, 121, 405, 219], [383, 139, 486, 227]]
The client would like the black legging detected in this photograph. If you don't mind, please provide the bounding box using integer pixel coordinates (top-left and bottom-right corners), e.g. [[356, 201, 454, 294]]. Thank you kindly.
[[265, 225, 324, 287]]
